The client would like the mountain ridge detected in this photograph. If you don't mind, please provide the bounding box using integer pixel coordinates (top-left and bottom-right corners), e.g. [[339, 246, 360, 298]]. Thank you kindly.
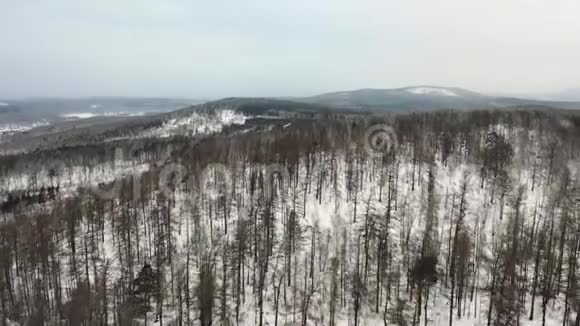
[[297, 85, 580, 111]]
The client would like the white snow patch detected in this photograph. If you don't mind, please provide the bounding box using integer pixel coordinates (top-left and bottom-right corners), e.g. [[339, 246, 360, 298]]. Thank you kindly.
[[61, 111, 145, 120], [1, 159, 150, 194], [103, 111, 145, 117], [0, 102, 9, 106], [406, 87, 459, 97], [142, 109, 246, 138], [0, 121, 50, 136], [4, 319, 19, 326], [62, 112, 98, 119]]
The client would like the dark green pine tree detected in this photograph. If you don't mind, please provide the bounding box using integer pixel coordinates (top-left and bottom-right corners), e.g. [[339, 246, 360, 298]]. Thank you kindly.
[[132, 263, 160, 319]]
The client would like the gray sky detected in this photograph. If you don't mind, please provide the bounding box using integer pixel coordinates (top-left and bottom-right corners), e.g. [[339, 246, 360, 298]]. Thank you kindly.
[[1, 0, 579, 98]]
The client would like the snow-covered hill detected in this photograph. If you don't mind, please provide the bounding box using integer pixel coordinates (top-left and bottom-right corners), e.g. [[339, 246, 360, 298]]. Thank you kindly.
[[141, 109, 246, 138], [300, 86, 580, 111]]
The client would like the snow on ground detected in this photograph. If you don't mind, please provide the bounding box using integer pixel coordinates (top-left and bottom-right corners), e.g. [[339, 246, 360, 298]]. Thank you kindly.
[[142, 109, 246, 138], [0, 102, 10, 106], [0, 121, 50, 137], [159, 147, 566, 325], [0, 157, 150, 195], [1, 148, 570, 325], [4, 319, 19, 326], [132, 310, 179, 326], [1, 122, 575, 325], [406, 87, 459, 97]]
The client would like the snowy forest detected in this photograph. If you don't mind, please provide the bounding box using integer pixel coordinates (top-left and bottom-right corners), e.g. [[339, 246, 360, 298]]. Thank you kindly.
[[1, 106, 580, 326]]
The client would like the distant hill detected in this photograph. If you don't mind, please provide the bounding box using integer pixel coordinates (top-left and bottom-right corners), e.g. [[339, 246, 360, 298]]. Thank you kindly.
[[0, 97, 205, 124], [546, 88, 580, 102], [297, 86, 580, 111], [0, 102, 20, 114], [0, 98, 337, 154], [170, 97, 342, 118], [3, 92, 580, 155]]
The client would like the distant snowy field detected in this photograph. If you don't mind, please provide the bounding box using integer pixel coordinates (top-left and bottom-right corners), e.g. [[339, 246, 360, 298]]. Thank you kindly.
[[61, 111, 146, 120]]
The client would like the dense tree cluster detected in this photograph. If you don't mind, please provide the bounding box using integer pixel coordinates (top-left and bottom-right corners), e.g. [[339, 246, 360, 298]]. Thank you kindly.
[[0, 108, 579, 325]]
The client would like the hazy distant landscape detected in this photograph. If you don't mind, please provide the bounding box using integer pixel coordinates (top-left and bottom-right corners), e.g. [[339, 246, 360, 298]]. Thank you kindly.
[[3, 86, 580, 142], [0, 97, 205, 123], [2, 1, 580, 325]]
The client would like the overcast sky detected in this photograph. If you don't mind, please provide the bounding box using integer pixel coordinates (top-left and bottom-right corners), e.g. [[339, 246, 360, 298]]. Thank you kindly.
[[1, 0, 579, 98]]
